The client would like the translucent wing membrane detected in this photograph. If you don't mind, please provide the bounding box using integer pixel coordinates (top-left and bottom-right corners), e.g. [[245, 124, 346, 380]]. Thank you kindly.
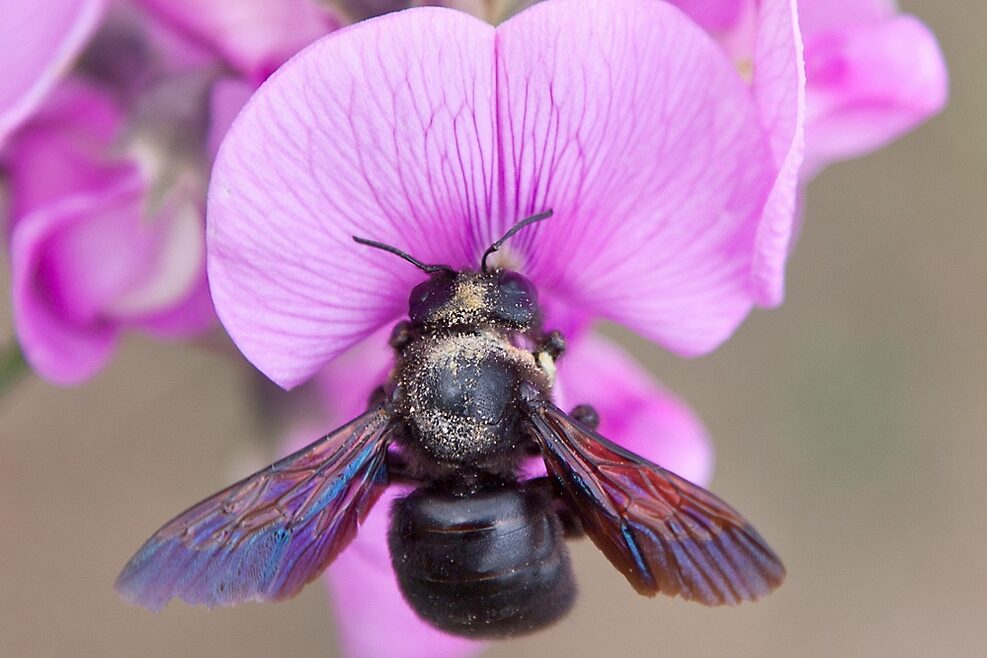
[[116, 407, 393, 610], [527, 403, 785, 605]]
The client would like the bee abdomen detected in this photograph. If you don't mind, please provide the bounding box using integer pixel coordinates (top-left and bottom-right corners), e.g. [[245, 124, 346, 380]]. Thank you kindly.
[[389, 484, 576, 638]]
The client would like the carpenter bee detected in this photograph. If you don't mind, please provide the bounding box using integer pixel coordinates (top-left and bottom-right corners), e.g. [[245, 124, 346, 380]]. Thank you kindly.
[[116, 211, 785, 638]]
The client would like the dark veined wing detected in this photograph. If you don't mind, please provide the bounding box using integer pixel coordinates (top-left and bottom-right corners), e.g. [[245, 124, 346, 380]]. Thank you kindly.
[[526, 402, 785, 605], [115, 406, 393, 611]]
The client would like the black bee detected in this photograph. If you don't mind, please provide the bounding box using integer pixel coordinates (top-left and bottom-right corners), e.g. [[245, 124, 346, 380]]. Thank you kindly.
[[116, 211, 785, 638]]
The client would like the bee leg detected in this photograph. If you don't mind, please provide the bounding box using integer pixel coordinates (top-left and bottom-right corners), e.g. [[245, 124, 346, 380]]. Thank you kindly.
[[536, 329, 566, 359], [526, 477, 585, 539], [569, 403, 600, 430], [389, 320, 414, 351]]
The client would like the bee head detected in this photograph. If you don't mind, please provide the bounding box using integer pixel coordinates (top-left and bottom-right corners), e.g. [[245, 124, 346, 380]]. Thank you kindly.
[[354, 210, 551, 331], [407, 269, 538, 329]]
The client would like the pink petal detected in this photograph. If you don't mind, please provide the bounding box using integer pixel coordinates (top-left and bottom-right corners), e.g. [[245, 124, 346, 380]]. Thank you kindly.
[[102, 181, 205, 322], [208, 9, 498, 389], [7, 80, 214, 383], [0, 0, 106, 147], [209, 2, 775, 389], [497, 1, 773, 359], [3, 80, 124, 217], [802, 14, 948, 175], [554, 331, 713, 486], [749, 0, 806, 306], [10, 172, 144, 385], [324, 487, 485, 658], [666, 0, 746, 33], [311, 329, 394, 423], [653, 2, 807, 308], [206, 77, 255, 160], [136, 271, 216, 339], [136, 0, 339, 82], [797, 0, 896, 38], [109, 184, 214, 336]]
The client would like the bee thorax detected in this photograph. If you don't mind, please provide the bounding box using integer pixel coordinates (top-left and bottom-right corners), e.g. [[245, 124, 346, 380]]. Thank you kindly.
[[396, 332, 548, 466]]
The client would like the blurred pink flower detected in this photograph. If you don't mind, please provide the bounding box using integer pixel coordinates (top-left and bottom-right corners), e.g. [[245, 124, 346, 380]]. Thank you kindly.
[[135, 0, 340, 84], [671, 0, 948, 176], [665, 0, 946, 302], [2, 0, 342, 385], [4, 80, 214, 385], [0, 0, 107, 148], [210, 1, 791, 653], [797, 0, 948, 175]]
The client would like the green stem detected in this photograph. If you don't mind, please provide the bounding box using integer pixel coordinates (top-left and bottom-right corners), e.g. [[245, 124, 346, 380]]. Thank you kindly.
[[0, 342, 30, 400]]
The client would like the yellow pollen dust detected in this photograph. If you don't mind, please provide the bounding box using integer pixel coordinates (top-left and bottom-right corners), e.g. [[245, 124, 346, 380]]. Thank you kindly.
[[736, 59, 754, 84]]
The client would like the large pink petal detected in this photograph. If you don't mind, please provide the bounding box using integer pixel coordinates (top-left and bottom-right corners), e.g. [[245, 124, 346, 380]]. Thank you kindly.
[[497, 0, 773, 358], [136, 0, 338, 82], [209, 1, 774, 389], [749, 0, 805, 306], [802, 14, 948, 175], [208, 9, 498, 388], [324, 488, 485, 658], [0, 0, 106, 147], [667, 0, 746, 33], [553, 331, 713, 486]]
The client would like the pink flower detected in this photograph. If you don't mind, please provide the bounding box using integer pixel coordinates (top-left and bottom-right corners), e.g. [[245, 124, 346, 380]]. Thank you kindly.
[[664, 0, 946, 302], [134, 0, 340, 84], [4, 79, 214, 385], [669, 0, 948, 176], [797, 0, 948, 175], [211, 1, 796, 654], [0, 0, 107, 148], [2, 0, 343, 385]]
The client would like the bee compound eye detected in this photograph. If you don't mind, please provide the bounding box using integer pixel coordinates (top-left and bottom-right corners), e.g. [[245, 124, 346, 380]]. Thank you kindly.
[[497, 270, 536, 298], [408, 274, 456, 324], [493, 270, 537, 326]]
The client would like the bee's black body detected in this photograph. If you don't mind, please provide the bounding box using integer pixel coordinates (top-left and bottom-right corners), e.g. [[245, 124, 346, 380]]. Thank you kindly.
[[388, 271, 555, 473], [389, 483, 576, 638], [116, 214, 785, 638], [379, 268, 573, 637]]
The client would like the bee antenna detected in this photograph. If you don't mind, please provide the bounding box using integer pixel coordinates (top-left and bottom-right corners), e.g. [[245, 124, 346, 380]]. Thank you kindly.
[[352, 236, 454, 275], [481, 210, 553, 273]]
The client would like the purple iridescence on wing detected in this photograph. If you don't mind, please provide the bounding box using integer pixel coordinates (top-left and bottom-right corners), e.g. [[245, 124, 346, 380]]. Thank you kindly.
[[115, 409, 391, 610]]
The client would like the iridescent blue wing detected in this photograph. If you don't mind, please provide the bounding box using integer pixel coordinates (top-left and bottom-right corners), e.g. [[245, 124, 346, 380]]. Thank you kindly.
[[116, 407, 393, 611], [527, 402, 785, 605]]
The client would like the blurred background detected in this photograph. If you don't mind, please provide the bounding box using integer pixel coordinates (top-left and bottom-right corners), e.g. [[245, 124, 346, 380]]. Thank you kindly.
[[1, 1, 984, 656]]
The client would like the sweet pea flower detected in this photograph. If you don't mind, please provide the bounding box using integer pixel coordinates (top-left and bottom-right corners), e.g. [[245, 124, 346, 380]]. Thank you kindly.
[[0, 0, 107, 148], [210, 1, 797, 655], [669, 0, 948, 176], [4, 77, 215, 385], [2, 0, 344, 386], [662, 0, 946, 302], [2, 4, 222, 386], [797, 0, 948, 176], [134, 0, 340, 84]]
